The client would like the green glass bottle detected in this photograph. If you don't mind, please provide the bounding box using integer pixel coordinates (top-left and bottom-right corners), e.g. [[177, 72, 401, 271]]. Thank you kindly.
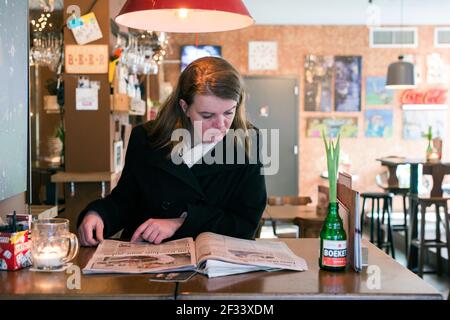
[[319, 202, 347, 271], [426, 140, 433, 161]]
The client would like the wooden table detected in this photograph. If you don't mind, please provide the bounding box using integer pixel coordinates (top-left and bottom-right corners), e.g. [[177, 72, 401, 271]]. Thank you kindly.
[[0, 247, 176, 300], [266, 205, 326, 238], [1, 240, 441, 300], [176, 239, 442, 300], [376, 157, 450, 271]]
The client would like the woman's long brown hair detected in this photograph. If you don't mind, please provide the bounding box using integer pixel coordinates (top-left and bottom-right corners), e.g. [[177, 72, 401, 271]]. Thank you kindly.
[[145, 56, 252, 156]]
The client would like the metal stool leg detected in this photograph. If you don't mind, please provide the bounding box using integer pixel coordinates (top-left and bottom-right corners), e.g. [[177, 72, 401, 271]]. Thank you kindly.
[[403, 194, 409, 257], [370, 198, 375, 243], [418, 203, 427, 278], [443, 202, 450, 278], [377, 198, 382, 248], [361, 196, 366, 234], [436, 203, 442, 275], [387, 198, 396, 258]]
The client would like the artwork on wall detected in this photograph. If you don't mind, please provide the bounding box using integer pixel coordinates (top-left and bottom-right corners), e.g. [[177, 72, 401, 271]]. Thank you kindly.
[[248, 41, 278, 71], [364, 109, 393, 138], [427, 53, 450, 85], [304, 55, 333, 112], [365, 76, 394, 106], [334, 56, 362, 112], [306, 117, 358, 138], [402, 108, 447, 140]]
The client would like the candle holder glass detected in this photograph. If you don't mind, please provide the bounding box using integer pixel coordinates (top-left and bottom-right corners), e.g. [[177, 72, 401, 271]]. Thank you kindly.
[[31, 218, 79, 271]]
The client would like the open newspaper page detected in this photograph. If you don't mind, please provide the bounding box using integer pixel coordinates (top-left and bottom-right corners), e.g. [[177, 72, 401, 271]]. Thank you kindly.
[[83, 238, 197, 274], [194, 232, 308, 278]]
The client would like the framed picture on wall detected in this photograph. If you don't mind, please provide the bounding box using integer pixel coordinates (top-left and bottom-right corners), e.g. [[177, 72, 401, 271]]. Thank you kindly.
[[364, 109, 393, 138], [365, 77, 394, 106], [334, 56, 362, 112], [402, 107, 447, 140], [113, 140, 124, 173], [304, 55, 334, 112], [306, 117, 358, 138]]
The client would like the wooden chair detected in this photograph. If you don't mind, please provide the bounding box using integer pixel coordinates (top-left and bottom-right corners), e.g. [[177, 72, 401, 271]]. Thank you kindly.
[[268, 196, 312, 206], [253, 217, 265, 239], [267, 195, 312, 238]]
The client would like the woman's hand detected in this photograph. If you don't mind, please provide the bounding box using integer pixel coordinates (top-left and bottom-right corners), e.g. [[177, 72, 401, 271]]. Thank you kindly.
[[78, 211, 104, 247], [131, 218, 185, 244]]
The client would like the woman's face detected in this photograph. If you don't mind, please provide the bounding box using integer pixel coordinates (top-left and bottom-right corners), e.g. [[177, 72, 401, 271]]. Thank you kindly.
[[180, 94, 237, 143]]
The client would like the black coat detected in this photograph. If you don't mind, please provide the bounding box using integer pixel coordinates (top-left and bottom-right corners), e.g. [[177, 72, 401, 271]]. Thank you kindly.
[[77, 122, 267, 241]]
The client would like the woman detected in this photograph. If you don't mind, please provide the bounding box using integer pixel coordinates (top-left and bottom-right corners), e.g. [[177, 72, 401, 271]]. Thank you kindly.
[[77, 57, 267, 246]]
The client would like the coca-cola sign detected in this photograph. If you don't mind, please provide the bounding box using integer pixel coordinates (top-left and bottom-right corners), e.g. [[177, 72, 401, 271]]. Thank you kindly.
[[401, 89, 448, 105]]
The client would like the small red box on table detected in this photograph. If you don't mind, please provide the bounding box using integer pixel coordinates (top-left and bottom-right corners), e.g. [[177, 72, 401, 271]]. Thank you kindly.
[[0, 230, 32, 271]]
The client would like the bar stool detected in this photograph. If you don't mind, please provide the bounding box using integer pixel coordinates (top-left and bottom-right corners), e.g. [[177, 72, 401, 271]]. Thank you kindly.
[[414, 197, 450, 278], [384, 187, 409, 255], [361, 192, 396, 258], [376, 173, 409, 255]]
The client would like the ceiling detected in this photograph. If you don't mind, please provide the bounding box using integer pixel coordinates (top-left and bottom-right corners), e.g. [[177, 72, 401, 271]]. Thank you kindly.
[[29, 0, 450, 25], [243, 0, 450, 25]]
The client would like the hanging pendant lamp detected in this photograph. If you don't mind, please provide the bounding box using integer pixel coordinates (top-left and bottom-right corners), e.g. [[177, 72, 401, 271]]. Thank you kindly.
[[385, 0, 416, 90], [115, 0, 255, 33], [385, 55, 416, 90]]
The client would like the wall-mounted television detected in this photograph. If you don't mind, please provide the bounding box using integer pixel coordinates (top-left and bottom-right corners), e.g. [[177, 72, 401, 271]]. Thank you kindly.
[[180, 45, 222, 72]]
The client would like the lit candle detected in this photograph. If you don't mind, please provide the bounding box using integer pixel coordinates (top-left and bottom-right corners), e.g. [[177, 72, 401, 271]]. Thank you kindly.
[[33, 247, 65, 269]]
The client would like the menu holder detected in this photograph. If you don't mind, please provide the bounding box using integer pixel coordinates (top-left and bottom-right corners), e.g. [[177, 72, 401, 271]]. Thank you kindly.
[[336, 172, 363, 272]]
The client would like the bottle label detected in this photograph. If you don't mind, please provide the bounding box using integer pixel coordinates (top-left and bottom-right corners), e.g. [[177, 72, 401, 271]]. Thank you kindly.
[[322, 240, 347, 267]]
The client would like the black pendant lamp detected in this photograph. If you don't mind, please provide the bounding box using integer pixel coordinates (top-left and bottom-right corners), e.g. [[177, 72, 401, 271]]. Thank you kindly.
[[385, 0, 416, 90], [385, 55, 416, 90]]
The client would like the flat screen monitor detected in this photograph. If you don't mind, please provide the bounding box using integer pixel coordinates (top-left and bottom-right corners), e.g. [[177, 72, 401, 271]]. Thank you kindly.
[[180, 45, 221, 72]]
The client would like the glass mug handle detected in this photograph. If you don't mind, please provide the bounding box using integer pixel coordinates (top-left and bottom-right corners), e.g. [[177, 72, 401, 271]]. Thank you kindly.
[[63, 233, 79, 264]]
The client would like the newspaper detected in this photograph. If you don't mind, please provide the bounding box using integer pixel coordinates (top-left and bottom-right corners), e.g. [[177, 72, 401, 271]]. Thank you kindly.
[[83, 238, 197, 274], [83, 232, 308, 278]]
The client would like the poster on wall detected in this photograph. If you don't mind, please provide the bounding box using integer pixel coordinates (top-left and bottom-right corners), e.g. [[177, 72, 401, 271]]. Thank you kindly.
[[364, 109, 393, 138], [365, 76, 394, 106], [304, 55, 333, 112], [334, 56, 362, 112], [306, 117, 358, 138], [427, 53, 450, 85], [402, 108, 447, 140]]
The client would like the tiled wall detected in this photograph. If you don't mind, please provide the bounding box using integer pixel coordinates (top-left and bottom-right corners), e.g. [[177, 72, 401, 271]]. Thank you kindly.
[[163, 25, 450, 206]]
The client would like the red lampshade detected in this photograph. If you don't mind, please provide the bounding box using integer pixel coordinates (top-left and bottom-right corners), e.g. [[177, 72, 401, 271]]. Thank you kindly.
[[115, 0, 254, 33]]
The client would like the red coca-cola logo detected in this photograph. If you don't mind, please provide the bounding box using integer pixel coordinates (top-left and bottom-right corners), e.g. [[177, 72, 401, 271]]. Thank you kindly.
[[401, 89, 448, 104]]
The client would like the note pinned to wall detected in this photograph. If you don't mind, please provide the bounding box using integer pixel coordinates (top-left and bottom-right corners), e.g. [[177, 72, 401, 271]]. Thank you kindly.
[[70, 12, 103, 45], [76, 88, 98, 111]]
